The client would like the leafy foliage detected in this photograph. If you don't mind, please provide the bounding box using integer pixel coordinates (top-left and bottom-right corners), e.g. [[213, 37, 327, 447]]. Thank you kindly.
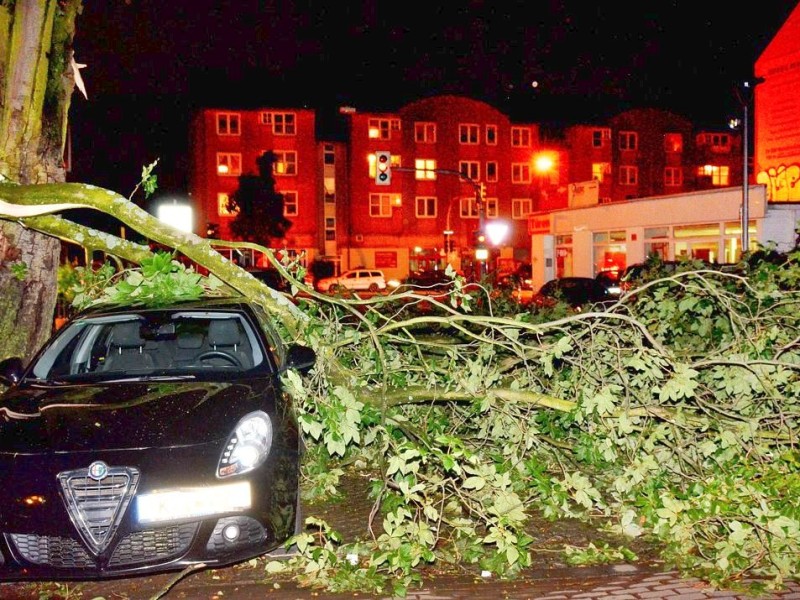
[[280, 249, 800, 593], [59, 247, 800, 594], [66, 251, 225, 309]]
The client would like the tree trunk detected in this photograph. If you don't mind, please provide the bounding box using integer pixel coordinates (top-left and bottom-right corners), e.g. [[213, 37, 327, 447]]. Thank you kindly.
[[0, 0, 81, 362]]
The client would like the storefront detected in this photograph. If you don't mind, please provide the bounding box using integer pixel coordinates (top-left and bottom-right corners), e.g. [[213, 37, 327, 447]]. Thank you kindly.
[[528, 185, 797, 290]]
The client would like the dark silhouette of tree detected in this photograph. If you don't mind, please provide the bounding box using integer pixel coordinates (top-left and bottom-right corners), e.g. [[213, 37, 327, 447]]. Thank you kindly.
[[227, 151, 292, 245]]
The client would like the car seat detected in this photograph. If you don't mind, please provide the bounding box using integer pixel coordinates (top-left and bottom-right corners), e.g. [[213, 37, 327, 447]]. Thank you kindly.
[[103, 322, 154, 372], [206, 319, 251, 368]]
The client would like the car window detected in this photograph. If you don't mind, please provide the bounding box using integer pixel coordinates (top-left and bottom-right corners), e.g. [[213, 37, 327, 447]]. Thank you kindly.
[[30, 311, 268, 383]]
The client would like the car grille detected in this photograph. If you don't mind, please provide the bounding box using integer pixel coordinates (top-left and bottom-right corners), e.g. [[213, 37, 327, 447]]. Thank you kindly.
[[57, 464, 140, 555], [109, 522, 198, 566], [10, 534, 94, 567], [9, 523, 199, 569]]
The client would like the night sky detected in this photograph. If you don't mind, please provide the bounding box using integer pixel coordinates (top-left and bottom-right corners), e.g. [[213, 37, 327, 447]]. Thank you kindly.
[[67, 1, 798, 198]]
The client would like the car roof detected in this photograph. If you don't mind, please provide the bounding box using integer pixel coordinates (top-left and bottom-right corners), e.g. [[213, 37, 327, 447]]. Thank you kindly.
[[75, 296, 254, 318]]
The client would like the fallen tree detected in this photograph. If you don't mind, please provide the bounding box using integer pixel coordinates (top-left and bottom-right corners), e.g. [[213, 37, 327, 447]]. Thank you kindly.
[[1, 183, 799, 595]]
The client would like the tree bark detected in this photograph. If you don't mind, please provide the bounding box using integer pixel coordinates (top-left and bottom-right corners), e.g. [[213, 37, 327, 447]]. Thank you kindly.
[[0, 0, 81, 362]]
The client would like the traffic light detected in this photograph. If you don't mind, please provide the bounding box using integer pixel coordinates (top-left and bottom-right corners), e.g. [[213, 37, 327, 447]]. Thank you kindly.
[[375, 151, 391, 185], [479, 182, 486, 198], [473, 229, 486, 247]]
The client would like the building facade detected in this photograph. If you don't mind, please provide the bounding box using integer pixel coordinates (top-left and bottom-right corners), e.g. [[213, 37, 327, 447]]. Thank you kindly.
[[189, 95, 752, 284]]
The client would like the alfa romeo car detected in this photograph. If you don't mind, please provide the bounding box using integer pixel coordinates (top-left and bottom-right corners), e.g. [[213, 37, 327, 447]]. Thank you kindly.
[[0, 297, 315, 580]]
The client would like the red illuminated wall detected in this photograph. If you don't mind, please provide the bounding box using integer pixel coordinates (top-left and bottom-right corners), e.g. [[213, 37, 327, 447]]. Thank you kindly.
[[755, 2, 800, 202]]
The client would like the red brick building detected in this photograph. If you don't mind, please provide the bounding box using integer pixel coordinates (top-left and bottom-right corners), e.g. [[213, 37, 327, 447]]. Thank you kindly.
[[188, 95, 741, 282]]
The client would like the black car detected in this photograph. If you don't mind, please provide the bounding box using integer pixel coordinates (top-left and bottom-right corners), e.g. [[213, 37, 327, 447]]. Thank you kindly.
[[533, 277, 612, 309], [0, 297, 315, 580], [497, 263, 533, 290]]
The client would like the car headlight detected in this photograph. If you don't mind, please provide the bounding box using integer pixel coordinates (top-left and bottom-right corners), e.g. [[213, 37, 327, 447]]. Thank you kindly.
[[217, 411, 272, 478]]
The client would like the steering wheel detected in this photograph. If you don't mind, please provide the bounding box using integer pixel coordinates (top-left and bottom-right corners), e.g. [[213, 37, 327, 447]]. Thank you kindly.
[[196, 350, 242, 367]]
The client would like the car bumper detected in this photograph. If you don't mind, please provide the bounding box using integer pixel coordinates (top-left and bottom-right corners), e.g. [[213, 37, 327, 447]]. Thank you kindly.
[[0, 444, 299, 580]]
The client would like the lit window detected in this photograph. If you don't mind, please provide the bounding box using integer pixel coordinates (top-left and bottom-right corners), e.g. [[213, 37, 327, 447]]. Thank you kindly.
[[283, 191, 298, 216], [415, 158, 437, 180], [369, 193, 393, 217], [619, 131, 637, 151], [619, 165, 638, 185], [697, 165, 729, 186], [664, 133, 683, 153], [512, 198, 532, 219], [511, 163, 531, 183], [511, 127, 531, 147], [217, 193, 237, 216], [272, 151, 297, 176], [592, 162, 611, 182], [459, 124, 479, 144], [414, 122, 436, 143], [368, 118, 393, 140], [216, 153, 242, 176], [415, 196, 437, 218], [216, 112, 240, 136]]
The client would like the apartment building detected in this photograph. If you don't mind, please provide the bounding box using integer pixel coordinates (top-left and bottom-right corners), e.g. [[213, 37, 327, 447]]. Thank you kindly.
[[188, 96, 745, 283]]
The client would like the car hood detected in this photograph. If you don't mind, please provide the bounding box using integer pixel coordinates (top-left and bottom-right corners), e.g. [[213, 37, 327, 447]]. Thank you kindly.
[[0, 379, 273, 453]]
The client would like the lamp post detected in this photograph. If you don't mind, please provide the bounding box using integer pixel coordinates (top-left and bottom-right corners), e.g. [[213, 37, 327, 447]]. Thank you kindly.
[[734, 78, 763, 255]]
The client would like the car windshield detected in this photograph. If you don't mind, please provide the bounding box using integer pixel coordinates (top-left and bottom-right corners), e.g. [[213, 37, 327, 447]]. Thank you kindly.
[[29, 310, 267, 383]]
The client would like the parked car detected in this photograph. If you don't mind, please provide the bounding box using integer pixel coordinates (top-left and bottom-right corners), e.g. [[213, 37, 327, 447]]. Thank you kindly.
[[0, 297, 316, 580], [532, 277, 612, 309], [595, 270, 622, 297], [619, 258, 709, 294], [316, 268, 387, 293], [497, 263, 533, 290]]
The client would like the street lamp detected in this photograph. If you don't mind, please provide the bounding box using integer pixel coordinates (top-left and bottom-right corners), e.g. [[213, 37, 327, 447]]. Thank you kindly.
[[733, 78, 764, 255], [156, 198, 193, 233]]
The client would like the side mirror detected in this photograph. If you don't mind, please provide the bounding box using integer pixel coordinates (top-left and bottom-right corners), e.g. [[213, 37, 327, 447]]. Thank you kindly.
[[0, 357, 25, 387], [284, 345, 316, 374]]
